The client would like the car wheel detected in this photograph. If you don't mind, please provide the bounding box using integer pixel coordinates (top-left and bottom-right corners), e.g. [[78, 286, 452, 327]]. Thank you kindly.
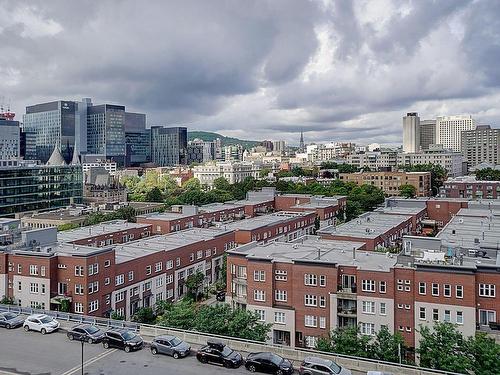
[[199, 356, 208, 363], [151, 347, 158, 355], [248, 364, 256, 372], [87, 337, 93, 344], [103, 342, 109, 349], [124, 345, 131, 353], [23, 325, 30, 332], [223, 361, 231, 368], [276, 370, 283, 375], [68, 333, 74, 340], [6, 323, 11, 329], [173, 352, 180, 359], [41, 328, 46, 335]]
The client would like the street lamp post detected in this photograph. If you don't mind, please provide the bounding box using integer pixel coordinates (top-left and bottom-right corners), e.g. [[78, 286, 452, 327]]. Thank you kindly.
[[78, 337, 85, 375]]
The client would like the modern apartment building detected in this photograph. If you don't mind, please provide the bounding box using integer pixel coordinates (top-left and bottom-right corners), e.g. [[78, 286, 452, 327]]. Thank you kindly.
[[149, 126, 188, 167], [345, 151, 398, 171], [397, 145, 464, 177], [0, 158, 83, 217], [339, 171, 431, 197], [419, 120, 436, 150], [435, 115, 476, 152], [440, 176, 500, 199], [461, 125, 500, 168], [403, 113, 420, 153], [0, 119, 20, 160], [193, 161, 261, 187]]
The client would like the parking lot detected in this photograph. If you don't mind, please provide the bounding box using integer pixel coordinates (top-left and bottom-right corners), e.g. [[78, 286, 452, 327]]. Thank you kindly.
[[0, 326, 365, 375]]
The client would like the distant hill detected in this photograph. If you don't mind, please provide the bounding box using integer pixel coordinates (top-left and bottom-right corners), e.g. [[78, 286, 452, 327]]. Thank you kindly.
[[188, 131, 260, 149]]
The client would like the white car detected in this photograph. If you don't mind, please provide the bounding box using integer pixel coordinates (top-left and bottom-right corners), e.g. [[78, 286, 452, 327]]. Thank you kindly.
[[23, 314, 60, 334]]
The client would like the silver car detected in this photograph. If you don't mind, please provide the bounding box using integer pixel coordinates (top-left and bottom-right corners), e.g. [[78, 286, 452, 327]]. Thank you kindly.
[[150, 335, 191, 358], [299, 356, 352, 375]]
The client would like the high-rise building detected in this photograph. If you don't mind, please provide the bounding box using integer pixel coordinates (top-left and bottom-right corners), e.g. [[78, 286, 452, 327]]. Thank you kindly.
[[436, 115, 476, 152], [261, 140, 273, 151], [150, 126, 187, 166], [23, 101, 78, 163], [419, 120, 436, 150], [402, 112, 420, 153], [299, 131, 305, 152], [0, 118, 20, 159], [273, 140, 286, 154], [86, 104, 126, 166], [124, 112, 149, 166], [461, 125, 500, 168]]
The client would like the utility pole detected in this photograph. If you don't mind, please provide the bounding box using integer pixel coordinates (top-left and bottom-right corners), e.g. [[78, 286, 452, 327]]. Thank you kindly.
[[80, 337, 85, 375]]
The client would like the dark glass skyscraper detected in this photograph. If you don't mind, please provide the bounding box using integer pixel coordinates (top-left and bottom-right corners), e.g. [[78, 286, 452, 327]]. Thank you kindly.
[[150, 126, 187, 166]]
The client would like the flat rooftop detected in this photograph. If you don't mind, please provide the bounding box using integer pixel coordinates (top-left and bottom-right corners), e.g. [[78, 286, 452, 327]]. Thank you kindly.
[[199, 202, 245, 213], [223, 212, 312, 231], [437, 209, 500, 250], [375, 205, 426, 216], [57, 220, 151, 243], [230, 236, 396, 271], [113, 228, 230, 263], [24, 208, 87, 221], [318, 212, 412, 239]]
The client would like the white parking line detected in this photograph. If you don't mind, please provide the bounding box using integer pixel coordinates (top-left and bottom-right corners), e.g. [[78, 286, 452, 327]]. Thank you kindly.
[[0, 371, 24, 375], [59, 348, 118, 375]]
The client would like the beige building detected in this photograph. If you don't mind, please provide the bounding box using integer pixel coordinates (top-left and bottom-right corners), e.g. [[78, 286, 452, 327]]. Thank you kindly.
[[193, 161, 261, 188], [436, 115, 476, 152]]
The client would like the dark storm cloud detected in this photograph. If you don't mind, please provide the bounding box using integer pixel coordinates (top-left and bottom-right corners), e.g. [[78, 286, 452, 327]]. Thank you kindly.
[[1, 0, 500, 144]]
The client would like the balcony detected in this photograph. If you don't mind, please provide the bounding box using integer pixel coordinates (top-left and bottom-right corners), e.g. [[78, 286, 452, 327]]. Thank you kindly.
[[50, 293, 72, 304], [337, 306, 357, 317], [337, 285, 357, 299]]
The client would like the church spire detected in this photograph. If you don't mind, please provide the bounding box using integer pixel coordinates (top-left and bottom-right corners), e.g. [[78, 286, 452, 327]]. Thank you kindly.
[[299, 130, 305, 152]]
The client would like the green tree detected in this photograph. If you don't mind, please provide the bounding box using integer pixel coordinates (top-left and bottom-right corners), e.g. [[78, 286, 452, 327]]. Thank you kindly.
[[417, 322, 472, 373], [116, 206, 136, 222], [0, 296, 15, 305], [57, 223, 80, 231], [213, 177, 231, 191], [372, 326, 406, 363], [399, 164, 446, 196], [185, 271, 205, 300], [145, 187, 164, 202], [132, 307, 156, 324], [316, 326, 372, 358], [399, 184, 417, 198], [259, 168, 271, 178], [157, 299, 196, 330], [476, 168, 500, 181], [468, 332, 500, 375], [110, 311, 124, 320]]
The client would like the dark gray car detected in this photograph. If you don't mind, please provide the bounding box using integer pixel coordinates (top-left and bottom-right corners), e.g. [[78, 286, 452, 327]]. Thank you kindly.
[[299, 356, 352, 375], [67, 324, 106, 343], [150, 335, 191, 358], [0, 312, 25, 329]]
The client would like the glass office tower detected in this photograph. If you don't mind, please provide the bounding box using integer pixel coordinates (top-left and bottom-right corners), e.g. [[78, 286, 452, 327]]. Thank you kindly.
[[150, 126, 188, 166]]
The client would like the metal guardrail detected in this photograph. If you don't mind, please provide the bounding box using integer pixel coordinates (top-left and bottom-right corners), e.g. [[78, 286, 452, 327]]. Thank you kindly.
[[0, 303, 463, 375]]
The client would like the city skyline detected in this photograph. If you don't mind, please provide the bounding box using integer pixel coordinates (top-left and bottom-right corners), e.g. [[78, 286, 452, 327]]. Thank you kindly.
[[1, 0, 500, 145]]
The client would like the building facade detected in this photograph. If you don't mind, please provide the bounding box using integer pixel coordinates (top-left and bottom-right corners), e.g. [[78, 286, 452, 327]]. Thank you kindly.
[[150, 126, 188, 167], [403, 112, 420, 153], [419, 120, 436, 151], [193, 161, 261, 187], [0, 119, 20, 160], [440, 176, 500, 199], [435, 115, 476, 152], [345, 151, 398, 171], [461, 125, 500, 168], [396, 146, 464, 178]]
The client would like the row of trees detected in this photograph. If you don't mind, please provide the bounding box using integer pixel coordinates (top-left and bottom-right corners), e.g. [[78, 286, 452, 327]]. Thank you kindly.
[[316, 322, 499, 374], [131, 299, 271, 342], [57, 206, 138, 231], [475, 168, 500, 181]]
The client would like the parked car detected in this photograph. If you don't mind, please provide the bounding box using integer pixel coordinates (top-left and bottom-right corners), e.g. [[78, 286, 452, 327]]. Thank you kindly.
[[150, 335, 191, 358], [299, 356, 352, 375], [196, 340, 243, 368], [102, 328, 143, 352], [245, 352, 294, 375], [0, 312, 25, 329], [216, 290, 226, 302], [67, 324, 106, 343], [23, 314, 59, 334]]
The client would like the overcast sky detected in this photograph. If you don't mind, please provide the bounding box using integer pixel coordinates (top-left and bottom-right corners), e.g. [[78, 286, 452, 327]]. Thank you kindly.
[[1, 0, 499, 145]]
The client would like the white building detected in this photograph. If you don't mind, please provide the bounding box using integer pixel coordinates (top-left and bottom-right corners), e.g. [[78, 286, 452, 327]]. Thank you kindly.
[[193, 161, 261, 187], [403, 112, 420, 153], [81, 155, 117, 175], [436, 115, 476, 152], [346, 151, 398, 170], [397, 145, 464, 177], [273, 140, 286, 154]]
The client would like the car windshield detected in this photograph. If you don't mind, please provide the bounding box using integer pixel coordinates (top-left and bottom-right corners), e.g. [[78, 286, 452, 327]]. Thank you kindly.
[[122, 331, 136, 340], [221, 346, 233, 357], [40, 316, 53, 324], [329, 361, 342, 374], [4, 313, 17, 320], [86, 326, 100, 334], [170, 337, 182, 346], [270, 354, 283, 365]]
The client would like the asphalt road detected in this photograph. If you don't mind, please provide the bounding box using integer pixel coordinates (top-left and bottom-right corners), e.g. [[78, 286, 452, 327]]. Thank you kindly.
[[0, 326, 365, 375]]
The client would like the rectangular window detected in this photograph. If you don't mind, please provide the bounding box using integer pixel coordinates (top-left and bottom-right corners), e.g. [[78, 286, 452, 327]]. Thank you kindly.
[[40, 266, 46, 277], [304, 274, 317, 286], [253, 270, 265, 282], [176, 257, 181, 267], [479, 284, 496, 297], [155, 262, 162, 272], [166, 260, 173, 270], [433, 308, 439, 321], [255, 309, 265, 321], [304, 315, 317, 327], [419, 307, 426, 320], [362, 301, 376, 314], [379, 281, 387, 293], [146, 265, 152, 275], [380, 302, 386, 315], [115, 291, 125, 302], [319, 275, 326, 287], [104, 260, 111, 267], [253, 290, 265, 302], [456, 311, 463, 325], [432, 283, 439, 296], [319, 317, 326, 329], [419, 282, 426, 295], [189, 253, 194, 262], [74, 303, 83, 314], [362, 280, 375, 292], [29, 265, 38, 275], [444, 310, 451, 322], [166, 288, 174, 299], [456, 285, 463, 299], [360, 322, 375, 336], [88, 300, 99, 313], [115, 274, 124, 286], [275, 270, 287, 281], [104, 277, 110, 286], [274, 312, 286, 324], [75, 266, 84, 277], [443, 284, 451, 297], [197, 250, 203, 259], [319, 296, 326, 308], [88, 281, 99, 294], [128, 271, 134, 282], [75, 284, 84, 295], [275, 290, 287, 302], [166, 274, 173, 284], [17, 264, 22, 274], [304, 294, 317, 306], [29, 283, 39, 294]]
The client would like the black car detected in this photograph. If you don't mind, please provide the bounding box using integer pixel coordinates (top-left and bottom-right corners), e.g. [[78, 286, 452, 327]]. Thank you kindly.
[[216, 291, 226, 302], [196, 340, 243, 368], [102, 328, 143, 352], [245, 352, 294, 375], [0, 312, 24, 329], [67, 324, 106, 343]]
